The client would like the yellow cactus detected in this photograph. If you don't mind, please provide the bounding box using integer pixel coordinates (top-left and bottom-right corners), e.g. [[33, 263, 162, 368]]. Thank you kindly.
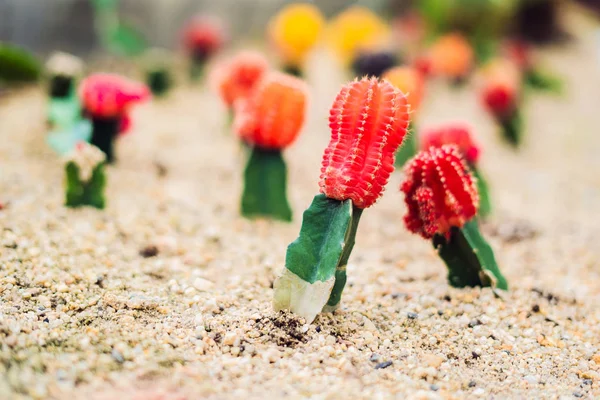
[[268, 3, 325, 67], [326, 6, 390, 65]]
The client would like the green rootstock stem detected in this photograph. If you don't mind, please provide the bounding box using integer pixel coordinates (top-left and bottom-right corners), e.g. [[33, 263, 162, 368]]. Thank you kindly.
[[325, 205, 363, 309], [395, 123, 418, 168], [90, 117, 120, 163], [500, 109, 523, 148], [189, 60, 206, 81], [65, 162, 106, 209], [241, 147, 292, 222], [433, 220, 508, 290], [146, 69, 171, 97], [282, 64, 302, 78], [471, 165, 492, 218]]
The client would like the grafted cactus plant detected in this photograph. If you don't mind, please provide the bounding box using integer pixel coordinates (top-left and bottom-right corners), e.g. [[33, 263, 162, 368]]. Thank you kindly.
[[401, 145, 507, 289], [480, 58, 523, 147], [144, 48, 173, 97], [268, 3, 324, 77], [418, 32, 474, 84], [383, 66, 426, 167], [64, 142, 107, 209], [420, 123, 491, 217], [45, 52, 84, 128], [213, 51, 269, 124], [274, 77, 410, 323], [79, 73, 150, 162], [181, 16, 225, 80], [234, 72, 307, 221]]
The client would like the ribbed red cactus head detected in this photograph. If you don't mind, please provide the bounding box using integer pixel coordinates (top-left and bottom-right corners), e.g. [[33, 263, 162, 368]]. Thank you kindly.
[[420, 123, 480, 165], [480, 59, 521, 119], [182, 16, 225, 59], [319, 77, 410, 209], [401, 145, 478, 239], [79, 73, 150, 119], [213, 51, 269, 108], [234, 72, 308, 150]]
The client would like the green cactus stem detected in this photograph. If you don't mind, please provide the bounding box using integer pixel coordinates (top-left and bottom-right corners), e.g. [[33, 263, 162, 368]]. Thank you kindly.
[[433, 219, 508, 290], [395, 123, 418, 167], [283, 64, 302, 78], [90, 117, 121, 163], [471, 165, 492, 218], [48, 94, 81, 129], [500, 108, 523, 148], [49, 75, 75, 98], [146, 68, 171, 97], [65, 162, 106, 209], [274, 194, 363, 322], [241, 147, 292, 221], [324, 204, 363, 310]]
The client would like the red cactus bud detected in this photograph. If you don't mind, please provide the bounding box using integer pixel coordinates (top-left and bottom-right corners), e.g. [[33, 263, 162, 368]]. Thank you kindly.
[[234, 72, 308, 150], [79, 73, 150, 119], [213, 51, 269, 108], [480, 59, 521, 118], [182, 16, 225, 59], [420, 123, 480, 165], [401, 145, 479, 239], [320, 77, 410, 209]]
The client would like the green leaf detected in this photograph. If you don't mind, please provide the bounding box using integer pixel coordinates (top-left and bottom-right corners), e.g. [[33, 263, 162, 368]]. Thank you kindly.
[[241, 147, 292, 222], [395, 123, 418, 168], [433, 219, 508, 290], [525, 68, 563, 95], [285, 194, 352, 284], [472, 166, 492, 218]]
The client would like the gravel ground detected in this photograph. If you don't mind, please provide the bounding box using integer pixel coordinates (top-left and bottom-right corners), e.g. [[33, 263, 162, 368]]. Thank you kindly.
[[1, 16, 600, 400]]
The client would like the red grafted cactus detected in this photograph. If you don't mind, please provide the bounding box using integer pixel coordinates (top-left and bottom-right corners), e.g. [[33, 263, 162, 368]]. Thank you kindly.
[[401, 145, 478, 239], [213, 51, 270, 109], [79, 73, 150, 120], [182, 16, 225, 61], [420, 123, 480, 165], [79, 74, 150, 162], [480, 59, 521, 119], [319, 77, 410, 209], [234, 72, 307, 150]]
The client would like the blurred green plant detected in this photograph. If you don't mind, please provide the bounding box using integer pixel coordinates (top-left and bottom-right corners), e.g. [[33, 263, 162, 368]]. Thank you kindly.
[[91, 0, 147, 57], [0, 43, 41, 84]]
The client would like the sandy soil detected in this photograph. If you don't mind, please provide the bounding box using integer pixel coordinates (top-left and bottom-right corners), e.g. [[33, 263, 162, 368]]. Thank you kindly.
[[1, 17, 600, 400]]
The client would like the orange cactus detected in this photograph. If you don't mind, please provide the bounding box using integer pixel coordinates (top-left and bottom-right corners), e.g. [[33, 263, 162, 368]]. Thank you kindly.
[[319, 77, 410, 209], [214, 51, 269, 109], [234, 72, 308, 150], [427, 33, 474, 80], [383, 66, 425, 115]]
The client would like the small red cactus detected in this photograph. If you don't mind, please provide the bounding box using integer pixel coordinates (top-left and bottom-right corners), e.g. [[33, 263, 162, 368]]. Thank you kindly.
[[420, 123, 480, 165], [320, 77, 410, 209], [213, 51, 269, 109], [401, 145, 478, 239], [182, 16, 225, 60], [79, 73, 150, 119], [234, 72, 308, 150], [480, 59, 521, 119]]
